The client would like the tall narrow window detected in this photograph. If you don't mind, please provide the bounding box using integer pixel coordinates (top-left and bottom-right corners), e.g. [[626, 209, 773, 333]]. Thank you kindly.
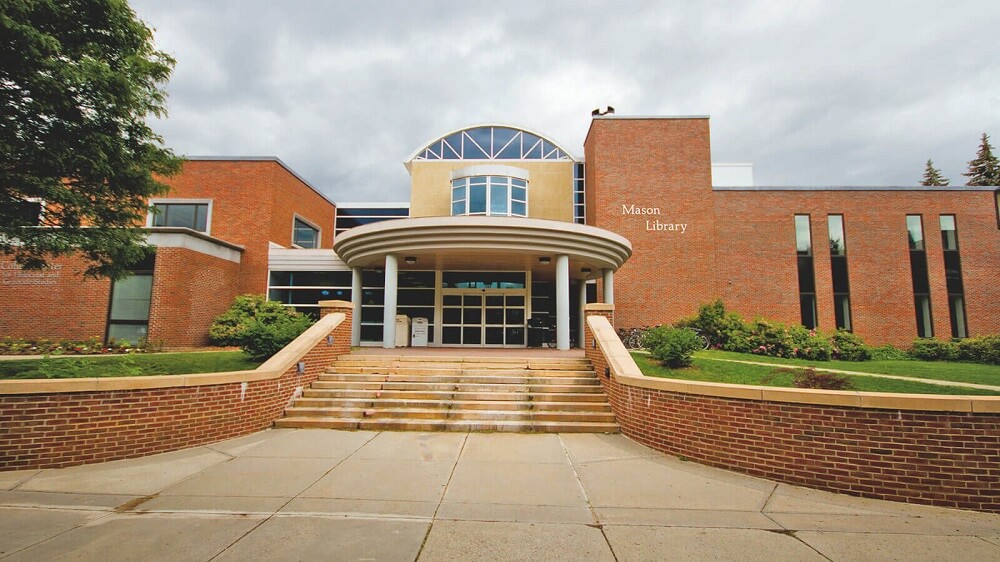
[[106, 253, 155, 344], [794, 215, 817, 329], [940, 215, 967, 338], [907, 215, 933, 337], [828, 215, 852, 331]]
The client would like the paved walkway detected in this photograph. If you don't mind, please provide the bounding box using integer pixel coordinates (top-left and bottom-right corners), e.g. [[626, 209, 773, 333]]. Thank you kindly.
[[1, 430, 997, 561]]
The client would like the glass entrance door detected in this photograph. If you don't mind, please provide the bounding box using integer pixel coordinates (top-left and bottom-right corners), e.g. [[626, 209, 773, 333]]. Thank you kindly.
[[441, 291, 526, 346]]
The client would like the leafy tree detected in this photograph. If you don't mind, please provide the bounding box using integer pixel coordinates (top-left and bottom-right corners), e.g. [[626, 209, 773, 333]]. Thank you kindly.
[[962, 133, 1000, 186], [920, 159, 949, 186], [0, 0, 180, 279]]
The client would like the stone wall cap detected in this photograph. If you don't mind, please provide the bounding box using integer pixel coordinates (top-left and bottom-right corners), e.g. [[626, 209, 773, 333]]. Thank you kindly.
[[318, 300, 354, 309], [584, 303, 616, 312]]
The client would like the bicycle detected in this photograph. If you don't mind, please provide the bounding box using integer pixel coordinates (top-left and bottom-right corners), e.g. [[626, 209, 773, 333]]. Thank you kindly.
[[688, 328, 711, 350], [617, 326, 646, 350]]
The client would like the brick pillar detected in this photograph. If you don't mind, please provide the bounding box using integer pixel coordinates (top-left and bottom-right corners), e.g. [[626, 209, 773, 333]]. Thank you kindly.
[[584, 303, 615, 381], [318, 300, 354, 356]]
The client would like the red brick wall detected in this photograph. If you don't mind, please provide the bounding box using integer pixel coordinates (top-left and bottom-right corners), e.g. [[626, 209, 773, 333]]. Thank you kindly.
[[585, 117, 718, 330], [585, 116, 1000, 345], [159, 159, 336, 295], [712, 190, 1000, 346], [147, 247, 242, 347], [0, 255, 111, 341], [584, 310, 1000, 513], [0, 306, 352, 470], [267, 163, 336, 250]]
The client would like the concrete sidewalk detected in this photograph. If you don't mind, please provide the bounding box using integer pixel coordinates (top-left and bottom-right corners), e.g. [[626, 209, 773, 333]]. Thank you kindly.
[[1, 430, 997, 561]]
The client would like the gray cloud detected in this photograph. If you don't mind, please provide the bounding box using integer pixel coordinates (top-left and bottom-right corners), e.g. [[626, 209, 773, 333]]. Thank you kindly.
[[133, 0, 1000, 201]]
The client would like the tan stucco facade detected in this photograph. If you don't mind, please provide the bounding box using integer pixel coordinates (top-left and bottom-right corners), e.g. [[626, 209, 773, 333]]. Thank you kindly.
[[407, 160, 575, 222]]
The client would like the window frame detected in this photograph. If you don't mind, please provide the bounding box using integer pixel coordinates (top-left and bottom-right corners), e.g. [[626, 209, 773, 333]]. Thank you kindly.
[[451, 175, 529, 218], [291, 214, 322, 249], [147, 198, 213, 234]]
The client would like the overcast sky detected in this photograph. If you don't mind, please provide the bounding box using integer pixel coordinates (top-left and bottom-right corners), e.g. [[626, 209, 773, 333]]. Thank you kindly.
[[131, 0, 1000, 202]]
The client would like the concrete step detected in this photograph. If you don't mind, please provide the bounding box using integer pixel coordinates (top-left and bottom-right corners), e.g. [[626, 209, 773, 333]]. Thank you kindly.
[[290, 398, 613, 412], [309, 381, 606, 393], [332, 359, 591, 371], [277, 353, 616, 434], [300, 389, 610, 402], [328, 367, 596, 377], [274, 416, 620, 433], [317, 373, 601, 386], [283, 407, 617, 423]]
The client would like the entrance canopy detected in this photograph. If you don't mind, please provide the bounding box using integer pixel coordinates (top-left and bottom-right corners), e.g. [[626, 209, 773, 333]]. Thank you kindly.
[[333, 216, 631, 282]]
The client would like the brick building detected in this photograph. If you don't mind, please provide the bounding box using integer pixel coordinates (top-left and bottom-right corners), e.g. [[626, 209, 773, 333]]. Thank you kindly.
[[1, 158, 336, 348], [2, 116, 997, 348]]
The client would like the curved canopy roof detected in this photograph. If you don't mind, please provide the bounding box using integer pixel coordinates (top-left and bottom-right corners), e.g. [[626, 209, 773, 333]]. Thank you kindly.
[[334, 216, 631, 282], [406, 125, 576, 164]]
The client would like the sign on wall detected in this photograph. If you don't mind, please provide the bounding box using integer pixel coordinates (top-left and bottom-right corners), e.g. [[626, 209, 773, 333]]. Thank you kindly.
[[621, 205, 687, 233], [1, 262, 62, 286]]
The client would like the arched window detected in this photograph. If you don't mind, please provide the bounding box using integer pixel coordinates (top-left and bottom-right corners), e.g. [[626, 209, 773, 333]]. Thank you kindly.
[[411, 125, 573, 162]]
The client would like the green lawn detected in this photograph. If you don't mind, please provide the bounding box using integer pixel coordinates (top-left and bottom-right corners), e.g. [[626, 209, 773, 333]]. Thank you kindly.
[[631, 352, 1000, 396], [0, 351, 260, 379], [698, 349, 1000, 386]]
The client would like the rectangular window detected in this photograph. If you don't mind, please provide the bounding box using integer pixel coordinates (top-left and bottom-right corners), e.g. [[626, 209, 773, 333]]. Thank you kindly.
[[151, 202, 209, 232], [907, 215, 933, 337], [940, 215, 967, 338], [828, 215, 852, 331], [794, 215, 817, 329], [292, 217, 320, 249], [106, 254, 155, 344]]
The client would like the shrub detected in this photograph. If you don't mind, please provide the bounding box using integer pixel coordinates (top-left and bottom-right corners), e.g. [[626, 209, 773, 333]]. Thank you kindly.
[[240, 316, 314, 362], [676, 299, 746, 348], [209, 295, 301, 347], [796, 334, 834, 361], [909, 338, 959, 361], [645, 326, 702, 368], [210, 294, 314, 361], [955, 335, 1000, 365], [831, 330, 871, 361], [868, 344, 911, 361]]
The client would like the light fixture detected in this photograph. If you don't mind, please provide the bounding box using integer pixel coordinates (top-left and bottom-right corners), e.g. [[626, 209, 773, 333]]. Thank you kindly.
[[581, 267, 592, 274], [538, 257, 551, 264], [404, 256, 416, 265]]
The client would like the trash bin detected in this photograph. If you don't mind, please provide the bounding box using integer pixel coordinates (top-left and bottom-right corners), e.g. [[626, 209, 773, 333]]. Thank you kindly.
[[411, 317, 428, 347], [394, 315, 411, 347]]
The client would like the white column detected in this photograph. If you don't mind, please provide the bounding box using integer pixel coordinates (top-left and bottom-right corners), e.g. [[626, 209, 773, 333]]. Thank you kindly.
[[602, 268, 615, 305], [556, 254, 570, 351], [382, 254, 398, 348], [577, 281, 587, 349], [351, 267, 362, 346]]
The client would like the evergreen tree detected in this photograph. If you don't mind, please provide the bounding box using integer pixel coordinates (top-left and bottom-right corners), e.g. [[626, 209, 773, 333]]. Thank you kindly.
[[920, 159, 949, 186], [963, 133, 1000, 186], [0, 0, 180, 279]]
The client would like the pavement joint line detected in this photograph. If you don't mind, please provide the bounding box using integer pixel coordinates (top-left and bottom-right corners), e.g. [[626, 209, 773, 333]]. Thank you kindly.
[[759, 481, 780, 513], [416, 432, 470, 561], [0, 509, 114, 560], [558, 434, 620, 561], [700, 356, 1000, 391], [772, 528, 835, 562], [207, 428, 381, 562]]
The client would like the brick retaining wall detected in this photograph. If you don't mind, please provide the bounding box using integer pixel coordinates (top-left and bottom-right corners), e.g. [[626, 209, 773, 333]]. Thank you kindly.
[[584, 305, 1000, 513], [0, 301, 352, 470]]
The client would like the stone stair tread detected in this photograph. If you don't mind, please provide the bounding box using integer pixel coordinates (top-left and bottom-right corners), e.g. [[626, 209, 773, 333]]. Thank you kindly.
[[279, 353, 618, 434], [274, 416, 620, 433], [284, 406, 616, 420], [291, 398, 612, 411]]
